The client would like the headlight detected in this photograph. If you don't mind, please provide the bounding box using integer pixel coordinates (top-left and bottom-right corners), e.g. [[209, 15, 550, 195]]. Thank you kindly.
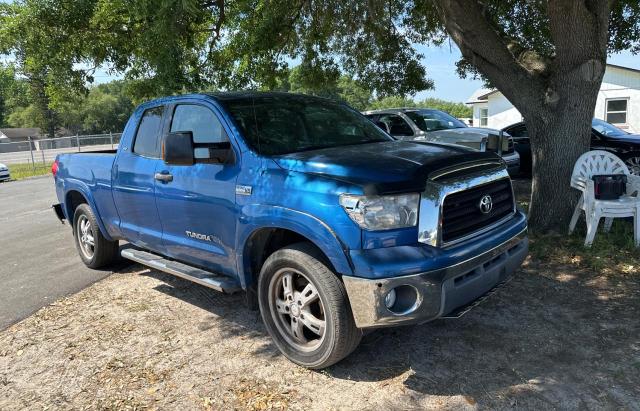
[[339, 193, 419, 230]]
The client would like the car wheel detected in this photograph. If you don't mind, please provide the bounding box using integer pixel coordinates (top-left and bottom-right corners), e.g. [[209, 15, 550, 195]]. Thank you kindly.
[[73, 203, 119, 269], [624, 155, 640, 175], [258, 242, 362, 369]]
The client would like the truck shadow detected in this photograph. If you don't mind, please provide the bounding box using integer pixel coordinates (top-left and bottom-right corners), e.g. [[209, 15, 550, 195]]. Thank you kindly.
[[142, 261, 639, 409]]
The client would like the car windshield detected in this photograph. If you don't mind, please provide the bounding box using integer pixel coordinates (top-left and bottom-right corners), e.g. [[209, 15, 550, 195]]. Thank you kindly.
[[592, 118, 628, 137], [220, 95, 393, 155], [404, 109, 467, 132]]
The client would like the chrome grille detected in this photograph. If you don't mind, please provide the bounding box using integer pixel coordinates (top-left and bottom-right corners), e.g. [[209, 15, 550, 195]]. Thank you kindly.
[[441, 179, 514, 243]]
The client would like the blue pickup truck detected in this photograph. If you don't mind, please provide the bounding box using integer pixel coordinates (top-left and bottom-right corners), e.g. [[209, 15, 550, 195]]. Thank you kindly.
[[52, 92, 528, 369]]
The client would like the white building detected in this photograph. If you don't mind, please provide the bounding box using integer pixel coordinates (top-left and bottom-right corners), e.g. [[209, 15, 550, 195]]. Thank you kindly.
[[466, 64, 640, 133]]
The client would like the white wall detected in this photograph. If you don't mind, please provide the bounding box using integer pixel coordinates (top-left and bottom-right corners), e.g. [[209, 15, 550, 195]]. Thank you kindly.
[[470, 66, 640, 132], [487, 94, 523, 129]]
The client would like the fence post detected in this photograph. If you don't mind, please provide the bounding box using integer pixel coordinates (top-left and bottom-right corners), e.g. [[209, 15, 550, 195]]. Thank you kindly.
[[76, 134, 80, 152], [110, 131, 113, 149], [28, 136, 35, 170]]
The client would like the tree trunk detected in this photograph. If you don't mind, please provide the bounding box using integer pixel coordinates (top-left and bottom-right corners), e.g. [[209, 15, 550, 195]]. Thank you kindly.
[[432, 0, 611, 234], [522, 64, 604, 232]]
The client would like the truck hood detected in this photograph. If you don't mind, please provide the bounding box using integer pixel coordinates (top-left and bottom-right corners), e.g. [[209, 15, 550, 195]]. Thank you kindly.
[[422, 127, 503, 142], [606, 133, 640, 144], [273, 140, 501, 195]]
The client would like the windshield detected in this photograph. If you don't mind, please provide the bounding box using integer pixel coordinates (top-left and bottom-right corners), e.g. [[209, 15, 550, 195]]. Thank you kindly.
[[220, 95, 393, 155], [404, 109, 467, 132], [592, 118, 628, 137]]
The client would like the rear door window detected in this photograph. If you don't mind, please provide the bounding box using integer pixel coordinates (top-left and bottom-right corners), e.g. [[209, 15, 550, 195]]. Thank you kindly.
[[133, 106, 164, 158]]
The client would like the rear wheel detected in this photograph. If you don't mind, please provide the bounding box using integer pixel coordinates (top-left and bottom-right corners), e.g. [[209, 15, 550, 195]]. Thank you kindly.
[[258, 242, 361, 369], [73, 203, 119, 269]]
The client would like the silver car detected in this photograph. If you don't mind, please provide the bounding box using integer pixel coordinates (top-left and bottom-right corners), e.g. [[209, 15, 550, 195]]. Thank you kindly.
[[364, 108, 520, 175], [0, 163, 9, 182]]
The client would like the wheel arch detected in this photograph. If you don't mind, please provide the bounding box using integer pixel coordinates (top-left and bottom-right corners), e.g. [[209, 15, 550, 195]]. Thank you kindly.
[[63, 186, 113, 241], [236, 216, 354, 294]]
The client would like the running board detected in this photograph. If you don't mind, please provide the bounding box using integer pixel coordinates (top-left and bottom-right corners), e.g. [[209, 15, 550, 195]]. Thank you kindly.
[[121, 248, 241, 294]]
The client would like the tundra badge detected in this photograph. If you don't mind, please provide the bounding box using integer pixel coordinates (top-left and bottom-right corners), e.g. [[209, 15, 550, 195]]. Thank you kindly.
[[186, 231, 213, 242], [236, 185, 253, 196]]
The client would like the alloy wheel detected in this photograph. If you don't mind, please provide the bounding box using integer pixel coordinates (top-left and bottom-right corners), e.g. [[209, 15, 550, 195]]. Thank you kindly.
[[268, 267, 327, 352], [76, 215, 95, 259], [625, 156, 640, 176]]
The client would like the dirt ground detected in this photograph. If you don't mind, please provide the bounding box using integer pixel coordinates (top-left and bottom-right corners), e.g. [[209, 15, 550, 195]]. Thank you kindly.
[[2, 182, 640, 410]]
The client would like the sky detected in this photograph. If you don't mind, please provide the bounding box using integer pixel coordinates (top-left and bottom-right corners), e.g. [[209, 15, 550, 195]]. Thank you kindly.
[[412, 43, 640, 103]]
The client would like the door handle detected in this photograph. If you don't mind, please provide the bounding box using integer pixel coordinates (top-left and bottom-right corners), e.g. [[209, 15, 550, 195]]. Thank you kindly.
[[154, 172, 173, 183]]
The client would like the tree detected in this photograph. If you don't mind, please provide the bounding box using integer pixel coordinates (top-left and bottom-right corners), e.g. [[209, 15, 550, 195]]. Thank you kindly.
[[271, 66, 373, 110], [80, 81, 134, 134], [367, 96, 418, 110], [421, 98, 471, 119], [425, 1, 640, 231], [0, 64, 15, 127], [337, 76, 372, 111], [2, 0, 639, 232]]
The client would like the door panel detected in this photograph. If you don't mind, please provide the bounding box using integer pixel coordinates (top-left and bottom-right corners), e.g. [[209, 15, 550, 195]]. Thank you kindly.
[[155, 164, 238, 275], [155, 103, 239, 275], [112, 106, 164, 250]]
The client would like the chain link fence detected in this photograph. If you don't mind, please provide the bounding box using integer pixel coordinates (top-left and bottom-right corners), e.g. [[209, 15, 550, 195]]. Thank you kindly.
[[0, 133, 122, 167]]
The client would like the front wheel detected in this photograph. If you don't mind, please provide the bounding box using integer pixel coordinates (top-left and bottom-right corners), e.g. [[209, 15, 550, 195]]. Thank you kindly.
[[623, 154, 640, 176], [258, 243, 361, 369]]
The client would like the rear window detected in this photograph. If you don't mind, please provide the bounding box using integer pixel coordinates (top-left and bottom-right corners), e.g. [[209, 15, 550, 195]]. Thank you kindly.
[[133, 106, 164, 158], [220, 96, 392, 155]]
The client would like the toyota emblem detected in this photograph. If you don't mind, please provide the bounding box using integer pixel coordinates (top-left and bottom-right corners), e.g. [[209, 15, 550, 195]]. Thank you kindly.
[[479, 195, 493, 214]]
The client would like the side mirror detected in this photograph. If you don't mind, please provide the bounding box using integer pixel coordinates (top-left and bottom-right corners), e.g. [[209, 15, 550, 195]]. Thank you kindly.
[[486, 132, 509, 154], [163, 131, 194, 165]]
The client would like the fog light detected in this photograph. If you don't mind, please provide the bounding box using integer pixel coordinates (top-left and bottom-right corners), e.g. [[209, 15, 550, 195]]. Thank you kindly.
[[384, 289, 397, 309], [385, 285, 421, 315]]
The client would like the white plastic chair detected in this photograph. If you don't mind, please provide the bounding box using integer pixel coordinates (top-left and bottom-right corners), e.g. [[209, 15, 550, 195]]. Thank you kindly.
[[569, 150, 640, 247]]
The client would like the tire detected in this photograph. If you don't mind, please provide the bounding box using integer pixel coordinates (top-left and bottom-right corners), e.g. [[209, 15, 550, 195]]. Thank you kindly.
[[622, 154, 640, 176], [258, 242, 362, 369], [72, 203, 119, 269]]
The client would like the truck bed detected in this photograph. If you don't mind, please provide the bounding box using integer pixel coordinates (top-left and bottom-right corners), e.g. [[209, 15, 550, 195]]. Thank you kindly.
[[55, 151, 119, 236]]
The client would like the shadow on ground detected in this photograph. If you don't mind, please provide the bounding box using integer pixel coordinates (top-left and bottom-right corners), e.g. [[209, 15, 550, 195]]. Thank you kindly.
[[143, 256, 639, 409]]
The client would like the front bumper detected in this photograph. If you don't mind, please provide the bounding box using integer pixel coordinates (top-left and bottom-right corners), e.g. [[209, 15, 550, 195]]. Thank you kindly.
[[342, 227, 528, 328], [0, 171, 10, 181]]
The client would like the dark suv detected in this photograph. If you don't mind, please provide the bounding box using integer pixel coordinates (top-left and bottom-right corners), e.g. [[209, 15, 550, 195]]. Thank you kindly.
[[503, 118, 640, 175]]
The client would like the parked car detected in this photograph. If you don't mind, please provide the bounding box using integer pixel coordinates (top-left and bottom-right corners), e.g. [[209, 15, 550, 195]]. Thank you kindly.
[[52, 92, 528, 369], [363, 108, 520, 175], [0, 163, 10, 182], [503, 119, 640, 175]]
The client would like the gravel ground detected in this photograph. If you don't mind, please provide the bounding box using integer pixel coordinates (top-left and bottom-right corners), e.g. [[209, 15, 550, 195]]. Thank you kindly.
[[1, 249, 639, 410]]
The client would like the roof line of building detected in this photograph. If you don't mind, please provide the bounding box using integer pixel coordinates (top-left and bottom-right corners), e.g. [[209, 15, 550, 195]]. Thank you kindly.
[[466, 63, 640, 104]]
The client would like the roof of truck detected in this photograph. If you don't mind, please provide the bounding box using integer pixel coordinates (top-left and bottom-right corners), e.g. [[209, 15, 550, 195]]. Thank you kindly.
[[205, 91, 336, 103]]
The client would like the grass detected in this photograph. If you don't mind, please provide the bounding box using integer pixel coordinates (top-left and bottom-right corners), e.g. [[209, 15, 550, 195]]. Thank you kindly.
[[529, 221, 639, 272], [517, 197, 639, 273], [6, 162, 52, 180]]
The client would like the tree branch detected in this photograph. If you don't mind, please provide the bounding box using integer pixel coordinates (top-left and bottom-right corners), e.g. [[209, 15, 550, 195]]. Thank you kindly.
[[432, 0, 547, 110]]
